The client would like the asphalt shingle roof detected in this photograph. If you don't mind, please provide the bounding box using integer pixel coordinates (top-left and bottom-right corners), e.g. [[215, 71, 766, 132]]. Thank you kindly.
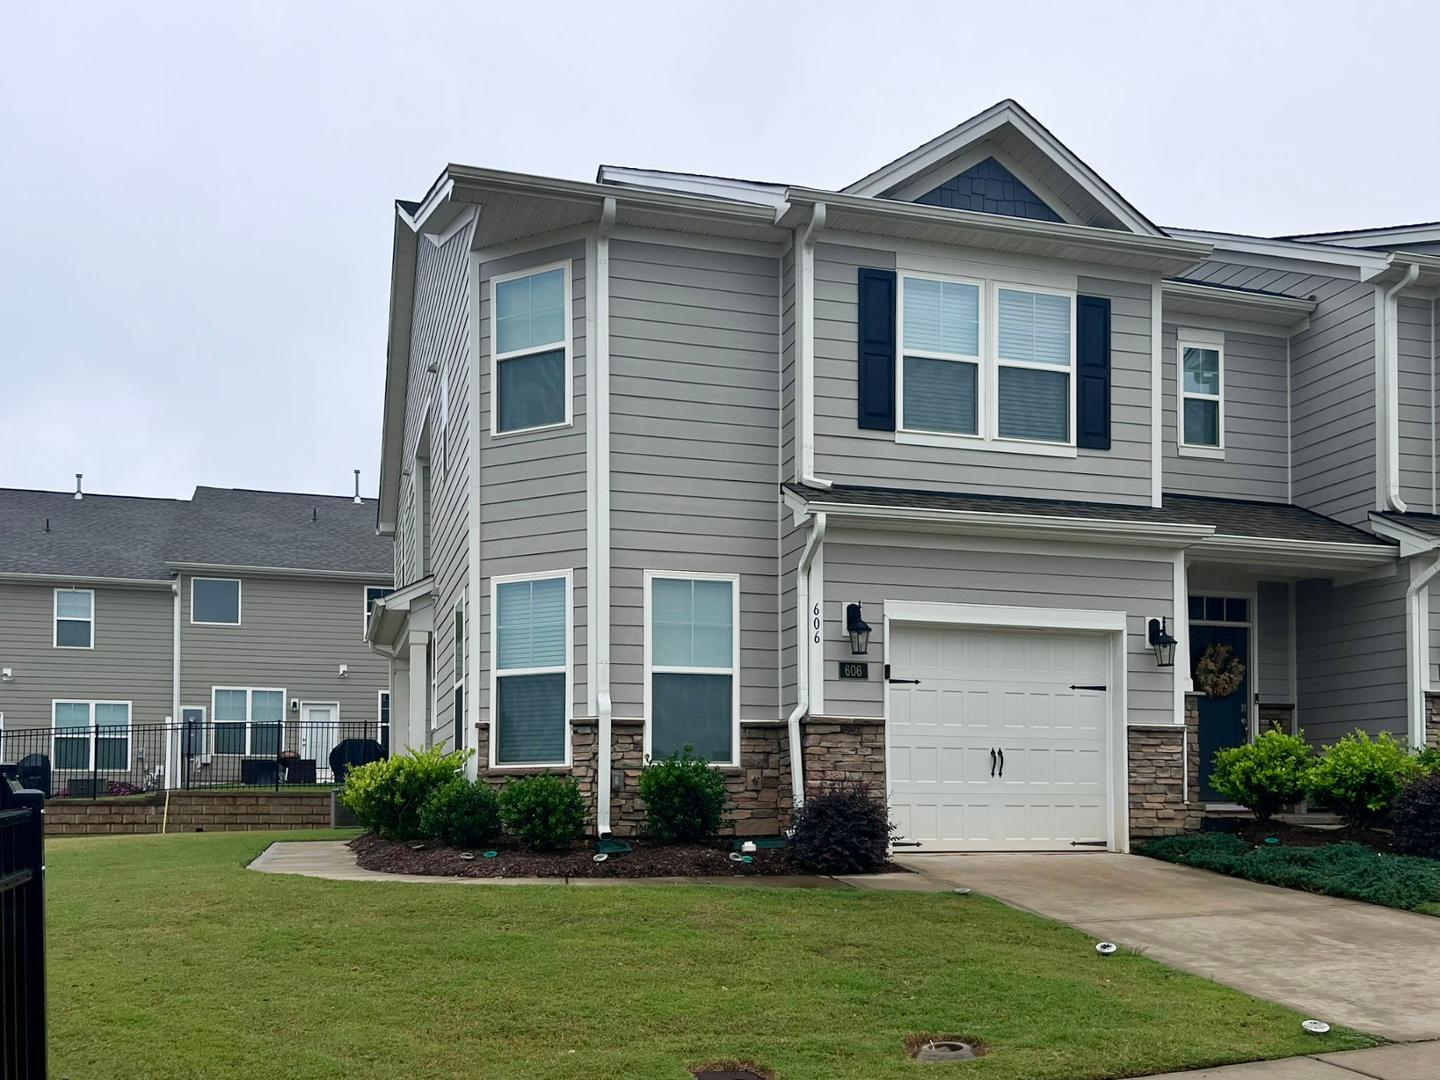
[[0, 486, 393, 580], [785, 483, 1393, 547]]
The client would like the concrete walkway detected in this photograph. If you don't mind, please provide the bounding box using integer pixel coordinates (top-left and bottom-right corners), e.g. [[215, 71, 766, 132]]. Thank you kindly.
[[1138, 1042, 1440, 1079], [896, 852, 1440, 1044]]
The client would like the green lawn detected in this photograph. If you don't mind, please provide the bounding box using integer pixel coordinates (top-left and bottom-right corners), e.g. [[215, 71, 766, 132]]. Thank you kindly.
[[47, 832, 1373, 1080]]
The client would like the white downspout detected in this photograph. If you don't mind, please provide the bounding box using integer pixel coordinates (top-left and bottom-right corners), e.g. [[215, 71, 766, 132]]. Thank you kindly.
[[595, 196, 616, 835], [1406, 549, 1440, 749], [1381, 262, 1420, 511], [795, 203, 831, 490], [786, 512, 826, 809], [170, 577, 181, 789]]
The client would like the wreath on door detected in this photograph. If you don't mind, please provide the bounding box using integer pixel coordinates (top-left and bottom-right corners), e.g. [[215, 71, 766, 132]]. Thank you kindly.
[[1194, 642, 1245, 698]]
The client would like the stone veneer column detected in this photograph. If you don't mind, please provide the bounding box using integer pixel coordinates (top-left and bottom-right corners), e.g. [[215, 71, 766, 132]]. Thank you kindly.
[[800, 716, 886, 799], [1127, 694, 1204, 841], [1426, 691, 1440, 750]]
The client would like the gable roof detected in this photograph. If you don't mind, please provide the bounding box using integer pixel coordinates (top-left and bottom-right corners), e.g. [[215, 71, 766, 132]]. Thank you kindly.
[[841, 99, 1164, 237], [0, 489, 185, 581]]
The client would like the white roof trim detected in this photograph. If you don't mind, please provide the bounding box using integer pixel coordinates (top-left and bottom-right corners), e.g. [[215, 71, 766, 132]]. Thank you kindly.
[[1283, 224, 1440, 249], [842, 99, 1162, 238], [0, 571, 173, 590], [1368, 514, 1440, 558], [1167, 228, 1392, 273], [1193, 534, 1396, 569], [597, 166, 788, 209]]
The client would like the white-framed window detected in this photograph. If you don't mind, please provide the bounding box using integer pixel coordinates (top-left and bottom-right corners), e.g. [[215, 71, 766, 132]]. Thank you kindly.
[[896, 272, 1076, 451], [192, 577, 241, 626], [490, 261, 571, 436], [364, 585, 394, 636], [54, 588, 94, 649], [211, 687, 284, 755], [643, 572, 740, 768], [453, 594, 466, 751], [52, 700, 131, 770], [490, 571, 571, 768], [377, 690, 391, 756], [1179, 333, 1224, 453]]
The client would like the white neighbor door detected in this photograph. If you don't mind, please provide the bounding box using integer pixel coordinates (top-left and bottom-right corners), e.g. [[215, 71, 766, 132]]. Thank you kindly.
[[887, 624, 1112, 851], [300, 704, 340, 781]]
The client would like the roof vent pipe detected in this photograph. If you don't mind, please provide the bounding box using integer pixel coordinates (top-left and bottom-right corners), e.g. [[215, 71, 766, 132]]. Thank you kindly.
[[74, 473, 83, 500], [353, 469, 363, 504]]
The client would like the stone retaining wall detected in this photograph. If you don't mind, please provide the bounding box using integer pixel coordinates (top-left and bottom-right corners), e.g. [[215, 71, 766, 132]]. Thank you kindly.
[[44, 791, 334, 836]]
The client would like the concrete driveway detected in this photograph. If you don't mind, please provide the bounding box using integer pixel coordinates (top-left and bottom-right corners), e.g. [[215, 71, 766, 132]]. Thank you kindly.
[[897, 852, 1440, 1043]]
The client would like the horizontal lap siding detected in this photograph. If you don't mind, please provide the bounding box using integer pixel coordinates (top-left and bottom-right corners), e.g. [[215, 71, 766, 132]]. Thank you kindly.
[[477, 242, 588, 720], [1257, 581, 1293, 702], [1398, 297, 1435, 513], [1296, 573, 1406, 742], [608, 240, 780, 720], [821, 537, 1175, 725], [811, 242, 1153, 504], [1162, 326, 1289, 501]]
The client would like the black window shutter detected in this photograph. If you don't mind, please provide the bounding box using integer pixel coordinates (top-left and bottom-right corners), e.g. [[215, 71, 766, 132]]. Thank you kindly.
[[856, 268, 897, 431], [1076, 294, 1111, 450]]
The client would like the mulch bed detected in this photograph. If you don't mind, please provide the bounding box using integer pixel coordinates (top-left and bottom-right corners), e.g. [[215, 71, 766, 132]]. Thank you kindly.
[[1213, 817, 1399, 854], [351, 833, 813, 878]]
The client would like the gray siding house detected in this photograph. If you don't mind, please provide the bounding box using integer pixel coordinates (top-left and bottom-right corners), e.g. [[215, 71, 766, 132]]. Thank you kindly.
[[0, 482, 393, 792], [370, 99, 1440, 851]]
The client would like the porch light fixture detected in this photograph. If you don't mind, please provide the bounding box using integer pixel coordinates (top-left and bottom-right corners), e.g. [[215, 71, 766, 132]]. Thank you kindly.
[[1147, 617, 1178, 668], [846, 602, 872, 655]]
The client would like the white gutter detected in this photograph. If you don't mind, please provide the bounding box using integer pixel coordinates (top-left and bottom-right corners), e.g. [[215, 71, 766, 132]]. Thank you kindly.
[[1406, 550, 1440, 748], [594, 196, 617, 835], [785, 512, 826, 809], [1380, 262, 1421, 512], [794, 203, 831, 490]]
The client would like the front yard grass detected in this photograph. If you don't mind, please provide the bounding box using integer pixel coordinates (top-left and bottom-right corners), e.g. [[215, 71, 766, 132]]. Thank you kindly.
[[47, 831, 1373, 1080]]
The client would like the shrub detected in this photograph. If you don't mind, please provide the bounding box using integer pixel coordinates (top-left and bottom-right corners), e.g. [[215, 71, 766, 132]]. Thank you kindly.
[[1209, 729, 1314, 822], [498, 774, 586, 850], [1415, 746, 1440, 775], [1305, 731, 1421, 827], [1394, 772, 1440, 859], [419, 778, 502, 849], [637, 747, 729, 843], [788, 786, 895, 875], [339, 745, 470, 840]]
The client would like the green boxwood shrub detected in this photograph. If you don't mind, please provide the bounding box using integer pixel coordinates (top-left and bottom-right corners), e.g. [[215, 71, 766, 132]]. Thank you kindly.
[[1394, 772, 1440, 860], [419, 778, 502, 849], [498, 774, 586, 850], [1305, 731, 1421, 827], [637, 747, 729, 843], [339, 746, 470, 840], [1209, 729, 1314, 822], [788, 786, 895, 875]]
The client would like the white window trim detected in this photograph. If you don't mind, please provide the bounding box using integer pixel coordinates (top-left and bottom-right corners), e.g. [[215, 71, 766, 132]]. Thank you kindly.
[[488, 569, 573, 770], [488, 259, 574, 438], [895, 271, 1078, 456], [363, 585, 393, 638], [377, 689, 391, 751], [210, 686, 286, 756], [191, 577, 242, 627], [51, 699, 132, 771], [642, 570, 742, 769], [1178, 331, 1225, 456], [53, 587, 95, 650]]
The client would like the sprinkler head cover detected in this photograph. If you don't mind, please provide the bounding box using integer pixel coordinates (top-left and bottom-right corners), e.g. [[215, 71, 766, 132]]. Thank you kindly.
[[1095, 942, 1119, 956], [740, 855, 754, 864], [953, 887, 973, 895], [1264, 837, 1280, 845], [482, 850, 498, 859], [458, 852, 475, 861], [1302, 1020, 1330, 1034], [728, 851, 744, 862]]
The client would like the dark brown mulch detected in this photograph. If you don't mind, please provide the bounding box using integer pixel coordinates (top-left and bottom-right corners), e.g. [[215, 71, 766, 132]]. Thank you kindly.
[[1217, 817, 1399, 854], [351, 833, 809, 878]]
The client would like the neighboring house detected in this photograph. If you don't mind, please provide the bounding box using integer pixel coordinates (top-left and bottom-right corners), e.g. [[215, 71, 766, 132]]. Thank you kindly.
[[370, 98, 1440, 851], [0, 481, 393, 791]]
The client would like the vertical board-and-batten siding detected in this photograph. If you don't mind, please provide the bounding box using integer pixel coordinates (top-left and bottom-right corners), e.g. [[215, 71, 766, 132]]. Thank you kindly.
[[811, 242, 1154, 504], [1296, 572, 1407, 743], [1161, 326, 1289, 502], [607, 239, 780, 720], [398, 226, 472, 748], [821, 537, 1175, 725], [476, 241, 589, 721]]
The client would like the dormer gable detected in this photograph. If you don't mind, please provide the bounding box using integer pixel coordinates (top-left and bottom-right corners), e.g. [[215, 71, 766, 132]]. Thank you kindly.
[[845, 99, 1163, 237]]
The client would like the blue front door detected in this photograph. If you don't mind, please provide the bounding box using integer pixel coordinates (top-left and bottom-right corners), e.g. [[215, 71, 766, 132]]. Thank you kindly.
[[1191, 623, 1250, 802]]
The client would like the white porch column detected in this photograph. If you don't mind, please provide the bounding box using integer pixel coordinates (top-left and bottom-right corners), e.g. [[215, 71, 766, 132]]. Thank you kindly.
[[408, 630, 429, 752]]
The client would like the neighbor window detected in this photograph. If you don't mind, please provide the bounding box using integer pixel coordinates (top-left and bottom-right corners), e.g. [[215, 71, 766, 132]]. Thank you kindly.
[[364, 585, 393, 635], [647, 574, 738, 767], [212, 687, 284, 755], [901, 275, 982, 435], [192, 578, 241, 625], [52, 700, 130, 770], [1180, 342, 1223, 449], [493, 574, 569, 766], [492, 264, 569, 434], [54, 588, 94, 648]]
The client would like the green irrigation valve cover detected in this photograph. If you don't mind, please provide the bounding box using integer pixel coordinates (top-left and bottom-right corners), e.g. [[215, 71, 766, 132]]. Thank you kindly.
[[595, 839, 633, 855]]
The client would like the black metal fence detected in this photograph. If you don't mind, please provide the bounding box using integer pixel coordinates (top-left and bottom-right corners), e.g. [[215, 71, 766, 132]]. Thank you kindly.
[[0, 720, 390, 800], [0, 767, 47, 1080]]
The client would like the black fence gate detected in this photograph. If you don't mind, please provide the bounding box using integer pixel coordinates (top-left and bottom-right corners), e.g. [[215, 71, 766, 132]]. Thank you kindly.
[[0, 767, 46, 1080]]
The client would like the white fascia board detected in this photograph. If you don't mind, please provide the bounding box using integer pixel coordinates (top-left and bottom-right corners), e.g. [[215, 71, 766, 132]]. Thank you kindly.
[[378, 209, 420, 532], [1284, 224, 1440, 248], [1192, 534, 1398, 569], [1368, 515, 1440, 558], [1364, 252, 1440, 289], [1161, 279, 1316, 329], [884, 598, 1128, 633], [596, 166, 789, 209], [0, 571, 173, 590], [1166, 228, 1392, 274], [164, 562, 395, 583]]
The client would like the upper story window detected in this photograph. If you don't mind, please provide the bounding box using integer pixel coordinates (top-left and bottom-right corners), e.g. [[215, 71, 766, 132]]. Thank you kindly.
[[898, 273, 1074, 449], [54, 588, 94, 649], [492, 572, 569, 767], [646, 573, 739, 767], [364, 586, 394, 635], [192, 577, 241, 626], [1180, 337, 1224, 453], [492, 263, 570, 435]]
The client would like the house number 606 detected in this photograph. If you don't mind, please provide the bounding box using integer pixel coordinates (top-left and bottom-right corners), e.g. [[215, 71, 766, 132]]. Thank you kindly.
[[813, 603, 822, 644]]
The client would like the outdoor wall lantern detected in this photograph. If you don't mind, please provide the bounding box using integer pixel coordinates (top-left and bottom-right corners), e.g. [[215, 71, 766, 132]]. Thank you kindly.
[[846, 602, 872, 655], [290, 698, 300, 714], [1147, 617, 1178, 668]]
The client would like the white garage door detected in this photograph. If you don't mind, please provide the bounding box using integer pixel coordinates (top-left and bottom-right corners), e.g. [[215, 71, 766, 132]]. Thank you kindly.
[[887, 623, 1112, 851]]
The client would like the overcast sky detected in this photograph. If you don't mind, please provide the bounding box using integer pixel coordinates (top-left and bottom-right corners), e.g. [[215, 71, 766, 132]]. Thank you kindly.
[[3, 1, 1436, 500]]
